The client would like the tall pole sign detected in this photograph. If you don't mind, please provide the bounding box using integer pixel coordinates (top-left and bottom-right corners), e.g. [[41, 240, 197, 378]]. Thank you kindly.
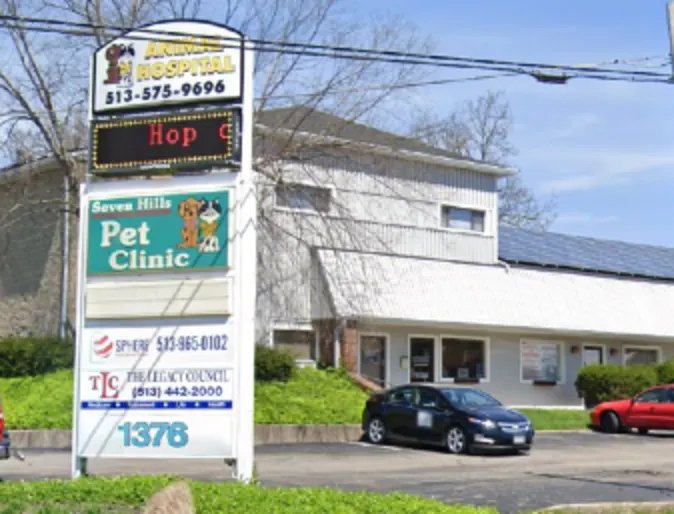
[[72, 20, 256, 482]]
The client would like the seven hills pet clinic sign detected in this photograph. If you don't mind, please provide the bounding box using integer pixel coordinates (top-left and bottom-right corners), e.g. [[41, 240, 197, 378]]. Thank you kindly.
[[90, 20, 243, 115], [87, 190, 231, 275]]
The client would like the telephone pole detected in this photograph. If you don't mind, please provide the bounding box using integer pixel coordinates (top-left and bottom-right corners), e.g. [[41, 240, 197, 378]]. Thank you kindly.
[[667, 2, 674, 77]]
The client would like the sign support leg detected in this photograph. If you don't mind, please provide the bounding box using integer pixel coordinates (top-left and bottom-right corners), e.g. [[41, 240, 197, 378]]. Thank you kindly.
[[232, 39, 256, 484]]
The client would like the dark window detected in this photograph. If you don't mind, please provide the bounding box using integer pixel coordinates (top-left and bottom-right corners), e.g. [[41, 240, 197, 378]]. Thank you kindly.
[[667, 389, 674, 403], [441, 388, 501, 408], [635, 388, 667, 403], [388, 387, 417, 404], [440, 205, 485, 232], [441, 338, 486, 381], [273, 330, 316, 360], [624, 347, 659, 366], [275, 183, 331, 212], [416, 389, 440, 408]]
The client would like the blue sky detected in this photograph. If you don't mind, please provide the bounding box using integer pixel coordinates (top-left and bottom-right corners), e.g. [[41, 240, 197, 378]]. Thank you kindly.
[[347, 0, 674, 246]]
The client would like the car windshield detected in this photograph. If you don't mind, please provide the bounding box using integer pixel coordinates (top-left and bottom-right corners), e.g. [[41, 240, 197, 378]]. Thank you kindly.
[[441, 388, 502, 408]]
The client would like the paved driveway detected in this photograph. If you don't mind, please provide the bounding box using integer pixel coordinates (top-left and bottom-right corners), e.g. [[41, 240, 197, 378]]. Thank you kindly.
[[4, 431, 674, 513]]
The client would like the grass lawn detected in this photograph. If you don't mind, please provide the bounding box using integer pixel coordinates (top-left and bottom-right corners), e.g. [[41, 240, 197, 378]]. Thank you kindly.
[[0, 475, 496, 513], [0, 367, 590, 431], [518, 409, 590, 431]]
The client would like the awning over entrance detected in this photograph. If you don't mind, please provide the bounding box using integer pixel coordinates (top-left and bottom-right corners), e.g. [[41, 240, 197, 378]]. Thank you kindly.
[[315, 249, 674, 340]]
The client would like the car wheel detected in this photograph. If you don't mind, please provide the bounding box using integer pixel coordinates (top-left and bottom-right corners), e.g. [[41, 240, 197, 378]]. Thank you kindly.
[[600, 411, 621, 433], [366, 417, 387, 445], [638, 428, 649, 435], [445, 425, 469, 454]]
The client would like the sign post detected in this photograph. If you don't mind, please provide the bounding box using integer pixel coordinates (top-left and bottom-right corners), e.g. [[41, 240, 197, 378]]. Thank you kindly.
[[72, 21, 256, 483]]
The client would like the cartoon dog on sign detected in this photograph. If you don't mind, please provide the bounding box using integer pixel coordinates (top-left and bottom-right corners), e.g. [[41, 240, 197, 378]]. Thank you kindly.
[[197, 198, 223, 253], [177, 197, 204, 249]]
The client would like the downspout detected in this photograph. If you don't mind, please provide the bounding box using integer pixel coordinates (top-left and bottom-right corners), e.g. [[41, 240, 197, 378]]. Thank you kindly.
[[333, 317, 346, 368], [59, 173, 70, 339], [498, 260, 511, 273]]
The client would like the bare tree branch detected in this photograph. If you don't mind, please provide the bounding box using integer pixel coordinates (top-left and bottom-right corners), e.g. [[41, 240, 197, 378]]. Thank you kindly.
[[0, 0, 443, 346], [408, 90, 557, 231]]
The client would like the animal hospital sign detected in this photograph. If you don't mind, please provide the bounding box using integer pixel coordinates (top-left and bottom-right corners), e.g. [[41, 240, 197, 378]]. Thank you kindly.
[[91, 20, 243, 114], [87, 190, 231, 275]]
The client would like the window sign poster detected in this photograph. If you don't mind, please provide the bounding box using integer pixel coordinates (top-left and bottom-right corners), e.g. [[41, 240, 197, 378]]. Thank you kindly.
[[521, 341, 559, 382]]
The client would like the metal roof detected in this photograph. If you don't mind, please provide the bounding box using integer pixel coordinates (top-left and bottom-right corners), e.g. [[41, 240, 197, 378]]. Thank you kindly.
[[499, 225, 674, 281], [317, 249, 674, 340]]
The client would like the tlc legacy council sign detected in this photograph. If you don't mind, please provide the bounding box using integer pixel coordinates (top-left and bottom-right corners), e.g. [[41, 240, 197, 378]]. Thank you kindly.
[[90, 20, 243, 114], [77, 321, 236, 458], [87, 189, 231, 275]]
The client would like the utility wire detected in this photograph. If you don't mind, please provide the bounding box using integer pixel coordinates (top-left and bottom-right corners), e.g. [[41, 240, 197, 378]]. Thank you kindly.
[[0, 13, 671, 83], [1, 20, 669, 86]]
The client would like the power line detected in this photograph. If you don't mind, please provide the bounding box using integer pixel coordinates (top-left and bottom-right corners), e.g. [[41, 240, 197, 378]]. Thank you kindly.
[[0, 14, 671, 84]]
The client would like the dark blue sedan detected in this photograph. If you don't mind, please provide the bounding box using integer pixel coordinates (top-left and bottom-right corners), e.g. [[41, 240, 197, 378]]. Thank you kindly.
[[361, 384, 534, 454]]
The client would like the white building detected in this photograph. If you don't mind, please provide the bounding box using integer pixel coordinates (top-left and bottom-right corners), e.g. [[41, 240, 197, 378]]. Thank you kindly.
[[256, 107, 674, 408]]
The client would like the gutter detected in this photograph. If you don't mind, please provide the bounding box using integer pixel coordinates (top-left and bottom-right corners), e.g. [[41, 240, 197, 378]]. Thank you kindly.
[[58, 173, 70, 339]]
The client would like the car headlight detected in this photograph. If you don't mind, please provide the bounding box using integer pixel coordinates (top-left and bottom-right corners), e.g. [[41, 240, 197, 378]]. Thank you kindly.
[[468, 417, 496, 429]]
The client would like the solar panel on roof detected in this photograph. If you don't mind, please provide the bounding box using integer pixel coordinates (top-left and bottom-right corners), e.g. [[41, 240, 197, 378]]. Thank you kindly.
[[498, 225, 674, 280]]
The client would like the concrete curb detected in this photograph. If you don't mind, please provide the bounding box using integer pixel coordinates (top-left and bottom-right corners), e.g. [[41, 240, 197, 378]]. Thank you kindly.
[[7, 426, 591, 450], [542, 501, 674, 511], [8, 425, 366, 450]]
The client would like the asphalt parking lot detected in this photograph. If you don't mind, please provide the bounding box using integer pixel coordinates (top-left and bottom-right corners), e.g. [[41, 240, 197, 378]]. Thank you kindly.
[[4, 431, 674, 513]]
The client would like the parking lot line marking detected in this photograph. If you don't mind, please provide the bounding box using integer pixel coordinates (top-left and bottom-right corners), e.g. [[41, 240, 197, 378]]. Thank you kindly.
[[348, 442, 402, 451]]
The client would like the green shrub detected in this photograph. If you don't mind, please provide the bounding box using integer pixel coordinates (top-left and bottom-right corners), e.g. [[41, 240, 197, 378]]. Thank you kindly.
[[0, 476, 497, 514], [255, 345, 296, 382], [0, 369, 73, 429], [0, 336, 73, 378], [255, 367, 367, 424], [655, 360, 674, 384], [575, 363, 658, 407]]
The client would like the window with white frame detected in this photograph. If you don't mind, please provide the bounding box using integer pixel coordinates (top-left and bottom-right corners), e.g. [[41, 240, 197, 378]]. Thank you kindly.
[[623, 346, 660, 366], [272, 329, 316, 361], [441, 337, 487, 381], [440, 205, 485, 232], [275, 183, 331, 212], [520, 339, 563, 382]]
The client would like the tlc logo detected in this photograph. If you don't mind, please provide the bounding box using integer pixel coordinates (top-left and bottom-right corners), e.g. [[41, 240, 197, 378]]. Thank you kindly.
[[89, 372, 120, 399]]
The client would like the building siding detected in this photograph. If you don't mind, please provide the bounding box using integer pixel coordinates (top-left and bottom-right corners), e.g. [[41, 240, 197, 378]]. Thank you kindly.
[[0, 167, 68, 337], [361, 323, 674, 407], [257, 154, 500, 331]]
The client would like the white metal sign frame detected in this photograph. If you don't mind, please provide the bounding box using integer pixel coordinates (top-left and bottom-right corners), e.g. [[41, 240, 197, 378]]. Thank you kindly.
[[73, 23, 255, 483]]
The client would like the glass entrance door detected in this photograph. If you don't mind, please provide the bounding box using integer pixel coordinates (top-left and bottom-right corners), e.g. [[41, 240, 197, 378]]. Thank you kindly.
[[583, 345, 604, 366], [359, 335, 387, 386], [410, 337, 435, 383]]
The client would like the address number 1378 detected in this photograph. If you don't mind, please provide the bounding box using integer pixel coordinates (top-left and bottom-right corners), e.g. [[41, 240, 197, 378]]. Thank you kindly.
[[118, 421, 189, 449]]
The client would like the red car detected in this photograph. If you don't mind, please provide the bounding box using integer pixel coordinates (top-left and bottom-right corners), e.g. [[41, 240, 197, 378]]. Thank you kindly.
[[591, 384, 674, 434]]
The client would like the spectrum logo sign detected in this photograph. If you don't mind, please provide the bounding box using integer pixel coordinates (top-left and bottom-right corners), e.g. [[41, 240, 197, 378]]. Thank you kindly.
[[89, 332, 151, 362]]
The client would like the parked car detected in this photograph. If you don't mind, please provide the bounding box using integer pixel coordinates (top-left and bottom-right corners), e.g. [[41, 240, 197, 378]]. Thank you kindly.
[[361, 384, 535, 454], [591, 384, 674, 434], [0, 397, 10, 460]]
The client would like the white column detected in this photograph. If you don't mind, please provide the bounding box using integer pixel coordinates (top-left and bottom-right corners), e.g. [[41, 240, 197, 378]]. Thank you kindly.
[[232, 39, 257, 483]]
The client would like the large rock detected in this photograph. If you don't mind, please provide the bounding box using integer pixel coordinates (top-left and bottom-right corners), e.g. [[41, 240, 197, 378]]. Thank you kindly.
[[142, 481, 195, 514]]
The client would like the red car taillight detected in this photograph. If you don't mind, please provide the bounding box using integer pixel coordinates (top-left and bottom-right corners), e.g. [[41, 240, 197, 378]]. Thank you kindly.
[[0, 405, 6, 435]]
